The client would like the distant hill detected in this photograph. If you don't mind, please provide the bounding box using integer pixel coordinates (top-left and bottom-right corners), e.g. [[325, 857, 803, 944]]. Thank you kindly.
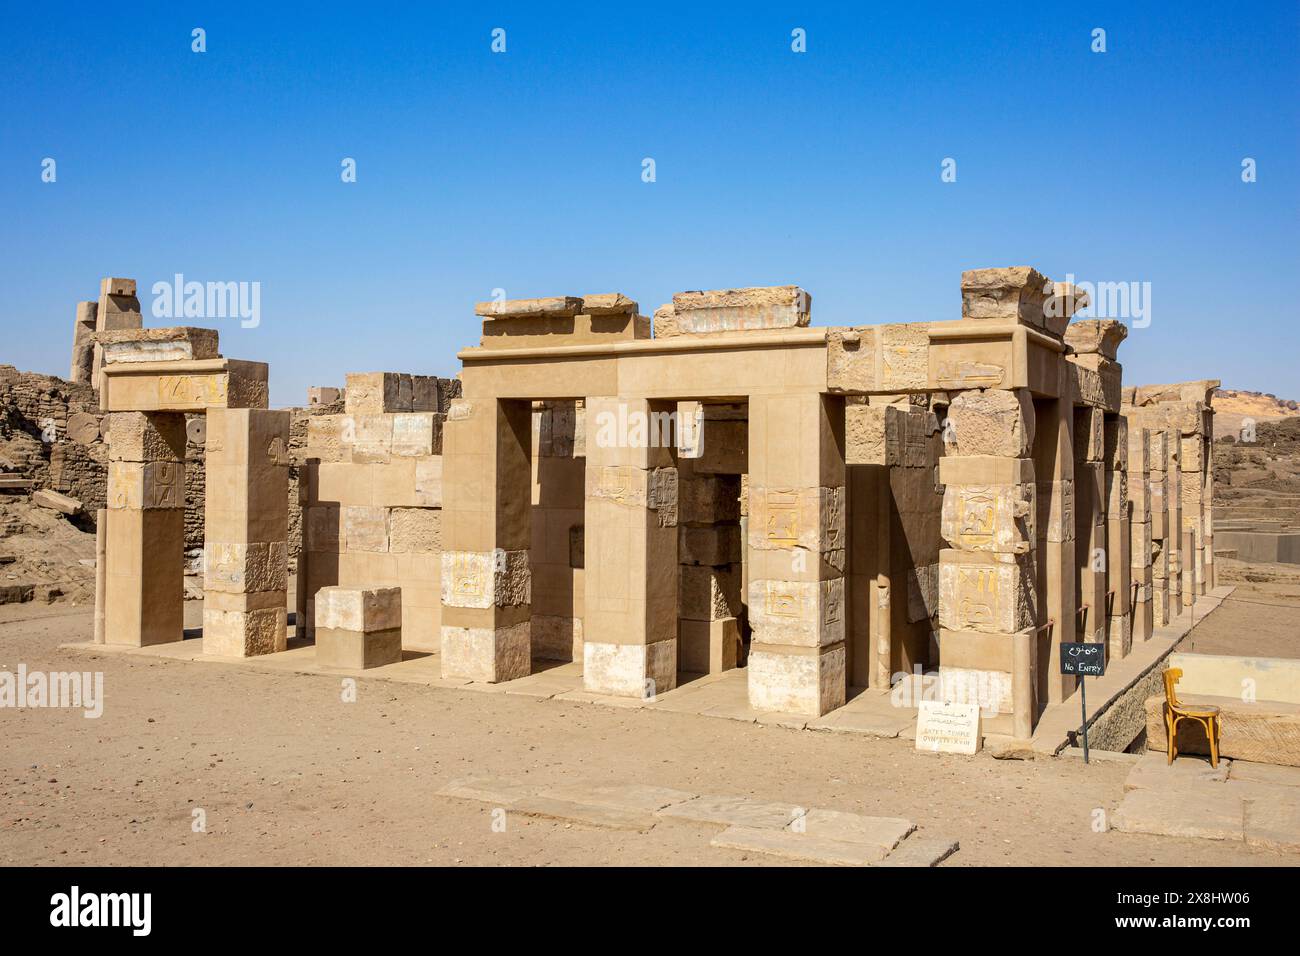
[[1213, 388, 1300, 439]]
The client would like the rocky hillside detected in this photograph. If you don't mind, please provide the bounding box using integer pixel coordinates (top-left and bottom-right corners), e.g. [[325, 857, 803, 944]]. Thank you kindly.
[[1213, 387, 1300, 440]]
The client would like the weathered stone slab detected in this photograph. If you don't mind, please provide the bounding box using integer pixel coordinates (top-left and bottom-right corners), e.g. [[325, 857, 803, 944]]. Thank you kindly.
[[669, 286, 810, 333], [97, 327, 220, 365], [1229, 761, 1300, 788], [474, 296, 584, 318], [795, 809, 915, 857], [710, 825, 882, 866], [876, 837, 960, 867], [1123, 752, 1230, 791], [1110, 787, 1245, 841], [435, 776, 536, 805], [657, 794, 808, 830], [540, 782, 696, 814], [509, 796, 657, 831], [1243, 798, 1300, 852]]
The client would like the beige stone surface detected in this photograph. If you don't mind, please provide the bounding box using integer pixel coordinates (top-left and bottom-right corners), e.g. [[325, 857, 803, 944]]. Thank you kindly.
[[657, 794, 807, 829], [315, 625, 402, 670], [315, 586, 402, 632], [1111, 787, 1245, 842], [945, 388, 1034, 457], [709, 825, 883, 866], [97, 327, 219, 365]]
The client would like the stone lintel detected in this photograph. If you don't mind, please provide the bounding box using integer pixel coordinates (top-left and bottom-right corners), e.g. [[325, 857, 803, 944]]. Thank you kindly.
[[97, 326, 221, 365], [100, 358, 269, 412], [474, 296, 584, 318]]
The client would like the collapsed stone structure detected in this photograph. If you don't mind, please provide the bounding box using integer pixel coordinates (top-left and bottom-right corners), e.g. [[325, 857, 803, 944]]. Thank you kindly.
[[86, 267, 1218, 741]]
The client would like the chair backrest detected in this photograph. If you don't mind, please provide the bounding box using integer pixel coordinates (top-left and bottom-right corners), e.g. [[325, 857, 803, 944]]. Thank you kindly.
[[1162, 667, 1183, 708]]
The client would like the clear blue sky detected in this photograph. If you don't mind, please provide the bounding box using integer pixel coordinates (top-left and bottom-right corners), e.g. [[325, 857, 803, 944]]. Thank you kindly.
[[4, 1, 1297, 407]]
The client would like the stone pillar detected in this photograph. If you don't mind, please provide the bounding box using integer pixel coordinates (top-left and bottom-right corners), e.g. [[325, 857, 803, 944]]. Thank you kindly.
[[1180, 431, 1205, 601], [1167, 431, 1185, 611], [1148, 430, 1171, 625], [69, 301, 97, 385], [91, 278, 143, 389], [1104, 416, 1131, 659], [439, 397, 533, 682], [1123, 426, 1154, 642], [102, 411, 186, 646], [938, 387, 1037, 738], [1204, 450, 1216, 589], [1074, 406, 1106, 647], [1033, 395, 1076, 704], [581, 397, 678, 697], [746, 392, 846, 717], [202, 409, 290, 657]]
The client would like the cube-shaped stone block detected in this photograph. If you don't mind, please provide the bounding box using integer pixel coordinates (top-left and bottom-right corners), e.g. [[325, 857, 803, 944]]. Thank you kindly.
[[204, 541, 289, 593], [107, 460, 184, 510], [678, 618, 741, 674], [104, 411, 187, 463], [441, 622, 531, 683], [937, 549, 1036, 635], [747, 486, 845, 564], [679, 564, 741, 621], [315, 586, 402, 632], [946, 388, 1034, 458], [440, 549, 531, 608], [678, 524, 742, 566], [748, 577, 845, 647], [940, 480, 1034, 554]]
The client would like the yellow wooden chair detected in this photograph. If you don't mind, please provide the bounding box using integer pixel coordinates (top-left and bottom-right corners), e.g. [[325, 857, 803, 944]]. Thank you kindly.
[[1162, 667, 1222, 767]]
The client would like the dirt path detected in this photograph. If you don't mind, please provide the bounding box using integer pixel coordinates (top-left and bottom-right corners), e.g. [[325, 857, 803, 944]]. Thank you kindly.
[[0, 603, 1293, 867]]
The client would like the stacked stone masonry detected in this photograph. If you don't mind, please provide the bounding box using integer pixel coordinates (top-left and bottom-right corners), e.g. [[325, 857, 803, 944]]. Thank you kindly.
[[78, 271, 1217, 742]]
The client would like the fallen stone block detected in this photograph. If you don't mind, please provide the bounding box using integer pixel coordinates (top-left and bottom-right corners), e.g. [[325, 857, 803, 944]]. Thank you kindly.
[[32, 488, 81, 515]]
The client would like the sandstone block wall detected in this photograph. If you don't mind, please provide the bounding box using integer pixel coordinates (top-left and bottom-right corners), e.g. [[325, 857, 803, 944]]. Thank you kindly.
[[297, 371, 460, 651]]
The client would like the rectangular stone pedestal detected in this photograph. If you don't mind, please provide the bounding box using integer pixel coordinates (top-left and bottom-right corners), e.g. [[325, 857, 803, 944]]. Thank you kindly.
[[315, 586, 403, 669]]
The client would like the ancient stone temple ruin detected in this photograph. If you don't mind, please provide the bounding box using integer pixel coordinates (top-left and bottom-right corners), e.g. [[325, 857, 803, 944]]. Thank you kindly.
[[87, 267, 1218, 741]]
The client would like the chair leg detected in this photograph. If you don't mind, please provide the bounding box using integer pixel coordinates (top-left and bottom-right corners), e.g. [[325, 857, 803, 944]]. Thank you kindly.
[[1169, 714, 1179, 763], [1165, 710, 1175, 764], [1208, 717, 1220, 768]]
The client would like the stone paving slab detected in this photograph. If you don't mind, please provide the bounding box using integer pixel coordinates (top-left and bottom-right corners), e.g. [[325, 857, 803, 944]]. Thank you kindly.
[[553, 689, 648, 709], [875, 837, 960, 867], [658, 794, 807, 830], [540, 782, 696, 814], [1228, 761, 1300, 788], [435, 776, 536, 806], [1110, 787, 1245, 842], [711, 826, 882, 866], [1244, 798, 1300, 852], [807, 709, 913, 738], [508, 796, 657, 831], [1124, 752, 1230, 791], [795, 809, 915, 858]]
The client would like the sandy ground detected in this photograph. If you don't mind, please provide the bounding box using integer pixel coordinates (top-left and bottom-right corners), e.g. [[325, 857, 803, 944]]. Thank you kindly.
[[1183, 560, 1300, 659], [3, 601, 1297, 867]]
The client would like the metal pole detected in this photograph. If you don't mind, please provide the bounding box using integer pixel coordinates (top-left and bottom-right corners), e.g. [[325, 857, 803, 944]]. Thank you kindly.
[[1080, 676, 1090, 764]]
